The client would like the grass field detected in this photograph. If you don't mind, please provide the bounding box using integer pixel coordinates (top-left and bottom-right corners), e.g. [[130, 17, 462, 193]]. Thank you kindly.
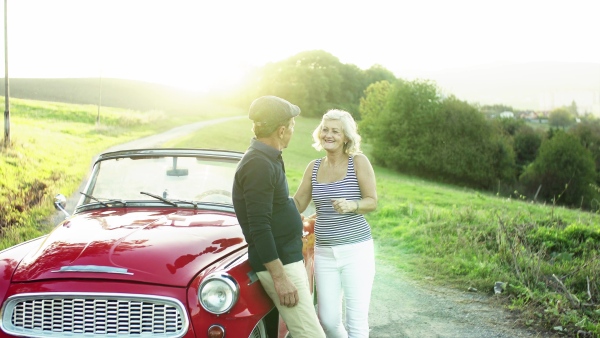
[[2, 98, 599, 336]]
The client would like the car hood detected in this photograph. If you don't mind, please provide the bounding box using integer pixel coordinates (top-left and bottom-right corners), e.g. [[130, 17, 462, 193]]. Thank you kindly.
[[12, 209, 246, 287]]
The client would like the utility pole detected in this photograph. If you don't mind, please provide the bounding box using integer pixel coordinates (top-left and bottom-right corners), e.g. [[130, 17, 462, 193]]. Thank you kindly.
[[3, 0, 9, 148]]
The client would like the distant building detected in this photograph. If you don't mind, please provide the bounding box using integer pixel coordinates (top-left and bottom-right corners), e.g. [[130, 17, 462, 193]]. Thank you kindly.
[[520, 111, 537, 121], [499, 111, 514, 119]]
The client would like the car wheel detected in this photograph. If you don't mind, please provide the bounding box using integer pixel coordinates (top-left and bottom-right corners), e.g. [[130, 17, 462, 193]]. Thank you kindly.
[[249, 317, 267, 338]]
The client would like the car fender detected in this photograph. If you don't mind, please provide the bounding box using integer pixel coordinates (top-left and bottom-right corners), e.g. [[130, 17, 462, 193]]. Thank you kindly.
[[0, 236, 48, 301], [187, 248, 277, 337]]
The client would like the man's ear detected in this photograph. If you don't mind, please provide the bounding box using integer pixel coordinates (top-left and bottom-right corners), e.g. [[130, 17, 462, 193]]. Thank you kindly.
[[278, 125, 286, 139]]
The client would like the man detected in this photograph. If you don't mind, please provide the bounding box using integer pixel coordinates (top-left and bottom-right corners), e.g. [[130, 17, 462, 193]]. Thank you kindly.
[[232, 96, 325, 338]]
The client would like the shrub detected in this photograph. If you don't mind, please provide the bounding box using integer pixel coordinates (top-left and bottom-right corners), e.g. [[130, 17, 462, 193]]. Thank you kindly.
[[569, 119, 600, 185], [492, 117, 526, 136], [521, 131, 597, 208], [359, 80, 515, 189], [513, 126, 543, 176]]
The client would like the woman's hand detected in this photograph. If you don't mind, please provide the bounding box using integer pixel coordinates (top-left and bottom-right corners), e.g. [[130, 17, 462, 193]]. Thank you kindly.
[[331, 198, 358, 214]]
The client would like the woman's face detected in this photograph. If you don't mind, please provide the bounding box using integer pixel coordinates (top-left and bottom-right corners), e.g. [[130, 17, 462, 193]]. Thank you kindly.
[[319, 119, 346, 152]]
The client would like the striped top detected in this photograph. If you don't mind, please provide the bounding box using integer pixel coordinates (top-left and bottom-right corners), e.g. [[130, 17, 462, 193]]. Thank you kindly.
[[312, 156, 372, 247]]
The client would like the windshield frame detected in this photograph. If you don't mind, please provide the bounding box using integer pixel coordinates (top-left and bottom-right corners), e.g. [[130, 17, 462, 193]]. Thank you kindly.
[[75, 148, 242, 214]]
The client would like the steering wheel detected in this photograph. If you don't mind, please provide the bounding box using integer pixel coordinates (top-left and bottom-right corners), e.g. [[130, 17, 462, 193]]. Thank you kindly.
[[195, 189, 232, 203]]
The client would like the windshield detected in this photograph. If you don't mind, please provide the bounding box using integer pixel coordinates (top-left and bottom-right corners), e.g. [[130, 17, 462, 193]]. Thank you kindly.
[[80, 155, 237, 207]]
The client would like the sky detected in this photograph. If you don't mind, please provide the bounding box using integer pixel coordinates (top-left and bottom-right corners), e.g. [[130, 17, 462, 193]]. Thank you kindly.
[[1, 0, 599, 93]]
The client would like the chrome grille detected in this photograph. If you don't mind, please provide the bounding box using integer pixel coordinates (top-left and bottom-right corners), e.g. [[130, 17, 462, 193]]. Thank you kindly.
[[1, 293, 188, 337]]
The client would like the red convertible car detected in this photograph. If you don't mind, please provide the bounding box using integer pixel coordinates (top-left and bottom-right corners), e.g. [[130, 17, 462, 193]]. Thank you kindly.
[[0, 148, 316, 338]]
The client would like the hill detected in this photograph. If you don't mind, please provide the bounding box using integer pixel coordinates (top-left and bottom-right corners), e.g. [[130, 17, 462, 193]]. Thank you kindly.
[[402, 62, 600, 115], [0, 78, 221, 114], [3, 62, 600, 117]]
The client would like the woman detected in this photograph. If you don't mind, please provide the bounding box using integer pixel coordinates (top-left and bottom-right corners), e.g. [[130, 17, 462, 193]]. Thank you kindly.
[[293, 109, 377, 338]]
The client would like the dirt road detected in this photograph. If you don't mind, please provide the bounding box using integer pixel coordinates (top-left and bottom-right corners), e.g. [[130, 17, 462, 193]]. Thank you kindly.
[[368, 255, 544, 337], [50, 116, 545, 338]]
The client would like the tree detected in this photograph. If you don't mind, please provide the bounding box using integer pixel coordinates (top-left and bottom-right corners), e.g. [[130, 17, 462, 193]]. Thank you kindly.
[[336, 63, 367, 119], [521, 132, 597, 208], [245, 51, 398, 119], [377, 80, 441, 172], [492, 117, 526, 136], [364, 64, 397, 85], [513, 126, 543, 175], [568, 100, 579, 116], [359, 80, 392, 140], [253, 50, 343, 117], [548, 107, 575, 129], [435, 96, 514, 187], [489, 135, 517, 185], [569, 119, 600, 184], [359, 80, 515, 189]]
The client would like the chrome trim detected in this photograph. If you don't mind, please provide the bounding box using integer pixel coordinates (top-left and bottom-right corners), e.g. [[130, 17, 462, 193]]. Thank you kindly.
[[96, 148, 243, 163], [222, 251, 247, 270], [51, 265, 133, 275], [0, 292, 189, 338], [53, 194, 70, 219]]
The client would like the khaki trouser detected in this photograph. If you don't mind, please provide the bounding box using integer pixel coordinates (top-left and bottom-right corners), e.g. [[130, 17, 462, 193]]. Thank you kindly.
[[257, 261, 325, 338]]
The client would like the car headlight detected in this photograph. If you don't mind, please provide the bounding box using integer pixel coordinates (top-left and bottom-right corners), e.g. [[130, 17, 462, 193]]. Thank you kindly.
[[198, 273, 239, 314]]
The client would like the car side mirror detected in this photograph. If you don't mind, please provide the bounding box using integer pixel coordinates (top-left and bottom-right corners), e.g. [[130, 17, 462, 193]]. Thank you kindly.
[[54, 194, 70, 219]]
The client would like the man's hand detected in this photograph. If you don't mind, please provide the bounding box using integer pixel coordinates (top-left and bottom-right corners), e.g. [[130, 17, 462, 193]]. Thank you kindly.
[[272, 274, 299, 307], [264, 259, 299, 307]]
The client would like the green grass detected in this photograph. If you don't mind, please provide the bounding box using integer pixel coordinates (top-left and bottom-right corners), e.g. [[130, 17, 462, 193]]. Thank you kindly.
[[2, 99, 599, 336]]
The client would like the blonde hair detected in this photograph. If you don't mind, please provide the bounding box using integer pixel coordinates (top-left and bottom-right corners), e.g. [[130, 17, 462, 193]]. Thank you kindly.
[[312, 109, 362, 155]]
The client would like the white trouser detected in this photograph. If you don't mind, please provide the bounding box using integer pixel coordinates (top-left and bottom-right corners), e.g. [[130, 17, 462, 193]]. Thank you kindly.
[[315, 239, 375, 338]]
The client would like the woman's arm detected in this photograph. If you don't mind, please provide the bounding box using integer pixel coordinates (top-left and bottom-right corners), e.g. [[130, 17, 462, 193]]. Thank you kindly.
[[292, 160, 316, 214], [353, 153, 377, 214]]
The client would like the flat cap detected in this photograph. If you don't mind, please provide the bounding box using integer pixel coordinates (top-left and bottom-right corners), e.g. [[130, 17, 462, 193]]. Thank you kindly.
[[248, 96, 300, 124]]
